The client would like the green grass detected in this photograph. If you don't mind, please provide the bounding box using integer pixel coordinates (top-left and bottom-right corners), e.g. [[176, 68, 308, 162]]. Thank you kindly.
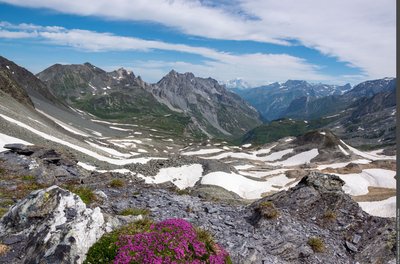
[[308, 237, 325, 253], [176, 188, 190, 195], [118, 208, 150, 216], [68, 186, 95, 205], [0, 208, 8, 218], [109, 179, 125, 188], [73, 90, 192, 137]]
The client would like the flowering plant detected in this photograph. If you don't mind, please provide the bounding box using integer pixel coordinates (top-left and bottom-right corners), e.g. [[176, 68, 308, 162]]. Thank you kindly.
[[114, 218, 230, 264]]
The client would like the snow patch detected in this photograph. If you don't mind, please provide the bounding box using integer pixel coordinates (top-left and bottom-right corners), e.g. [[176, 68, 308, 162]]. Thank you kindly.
[[335, 169, 396, 196], [338, 145, 349, 156], [0, 133, 32, 152], [0, 113, 162, 165], [109, 126, 131, 131], [341, 140, 395, 160], [271, 149, 319, 167], [140, 164, 203, 190], [77, 162, 97, 171], [85, 141, 132, 158], [358, 196, 395, 218], [201, 172, 291, 199]]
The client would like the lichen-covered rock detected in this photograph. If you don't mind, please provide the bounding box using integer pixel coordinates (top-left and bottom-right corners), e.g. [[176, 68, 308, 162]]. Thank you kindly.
[[0, 186, 123, 264], [249, 172, 396, 264]]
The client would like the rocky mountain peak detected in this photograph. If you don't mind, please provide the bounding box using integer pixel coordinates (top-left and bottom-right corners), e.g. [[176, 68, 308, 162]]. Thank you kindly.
[[152, 70, 262, 137]]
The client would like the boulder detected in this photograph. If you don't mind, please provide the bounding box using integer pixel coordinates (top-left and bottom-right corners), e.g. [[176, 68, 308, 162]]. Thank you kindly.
[[0, 186, 121, 264]]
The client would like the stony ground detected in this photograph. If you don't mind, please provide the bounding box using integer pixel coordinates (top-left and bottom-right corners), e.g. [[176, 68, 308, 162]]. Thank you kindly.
[[0, 145, 396, 264]]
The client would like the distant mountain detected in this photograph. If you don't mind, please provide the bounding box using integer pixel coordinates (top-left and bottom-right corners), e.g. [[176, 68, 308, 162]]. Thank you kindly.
[[222, 78, 252, 90], [233, 80, 351, 121], [241, 78, 396, 149], [151, 70, 262, 137], [284, 78, 396, 120], [327, 86, 396, 149]]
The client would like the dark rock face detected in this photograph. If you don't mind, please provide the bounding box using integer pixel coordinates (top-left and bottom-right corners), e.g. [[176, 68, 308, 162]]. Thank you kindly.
[[0, 56, 62, 107], [0, 62, 34, 107]]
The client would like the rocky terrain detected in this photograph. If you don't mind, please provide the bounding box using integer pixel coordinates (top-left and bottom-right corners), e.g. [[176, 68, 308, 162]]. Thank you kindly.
[[0, 55, 396, 263], [0, 144, 396, 263]]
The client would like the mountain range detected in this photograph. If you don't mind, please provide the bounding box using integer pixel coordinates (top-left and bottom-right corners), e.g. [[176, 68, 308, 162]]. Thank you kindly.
[[37, 63, 262, 139], [231, 80, 352, 121]]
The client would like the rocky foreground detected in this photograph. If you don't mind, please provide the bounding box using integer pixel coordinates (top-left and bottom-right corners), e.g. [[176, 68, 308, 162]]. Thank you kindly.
[[0, 145, 396, 264]]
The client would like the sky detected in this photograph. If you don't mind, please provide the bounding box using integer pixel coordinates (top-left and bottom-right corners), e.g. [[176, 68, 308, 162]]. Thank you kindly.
[[0, 0, 396, 86]]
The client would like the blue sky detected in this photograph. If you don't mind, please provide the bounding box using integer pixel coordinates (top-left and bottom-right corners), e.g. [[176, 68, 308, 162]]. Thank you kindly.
[[0, 0, 395, 86]]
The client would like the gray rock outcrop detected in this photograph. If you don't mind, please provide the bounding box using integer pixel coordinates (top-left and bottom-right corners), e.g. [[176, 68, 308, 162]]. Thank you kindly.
[[0, 186, 118, 264]]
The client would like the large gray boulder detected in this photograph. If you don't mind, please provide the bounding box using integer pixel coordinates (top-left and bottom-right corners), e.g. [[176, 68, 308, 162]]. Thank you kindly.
[[0, 186, 123, 264]]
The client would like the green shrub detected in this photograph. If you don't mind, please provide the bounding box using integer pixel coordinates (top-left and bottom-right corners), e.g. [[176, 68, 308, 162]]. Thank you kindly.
[[109, 179, 125, 188], [258, 201, 279, 219], [119, 208, 150, 216], [308, 237, 325, 252]]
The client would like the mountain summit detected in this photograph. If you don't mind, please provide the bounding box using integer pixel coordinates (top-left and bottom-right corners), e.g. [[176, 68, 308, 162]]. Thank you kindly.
[[151, 70, 262, 137]]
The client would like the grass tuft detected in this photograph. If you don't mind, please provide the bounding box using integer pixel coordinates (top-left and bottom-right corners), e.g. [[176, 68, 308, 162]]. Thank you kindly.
[[258, 201, 279, 219], [323, 210, 337, 221], [308, 237, 325, 252], [68, 186, 96, 205]]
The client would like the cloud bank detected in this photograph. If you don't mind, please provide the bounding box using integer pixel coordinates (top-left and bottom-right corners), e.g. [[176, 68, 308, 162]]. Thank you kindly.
[[0, 0, 395, 80], [0, 21, 332, 85]]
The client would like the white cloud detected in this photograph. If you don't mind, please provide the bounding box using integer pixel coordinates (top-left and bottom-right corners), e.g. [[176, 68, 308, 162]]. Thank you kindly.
[[0, 0, 395, 79], [0, 21, 331, 85]]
